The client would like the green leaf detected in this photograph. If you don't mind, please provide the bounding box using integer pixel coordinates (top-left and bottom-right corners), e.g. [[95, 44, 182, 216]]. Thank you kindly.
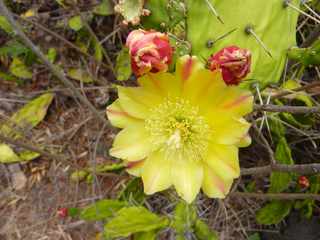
[[194, 219, 218, 240], [47, 48, 57, 63], [269, 137, 294, 193], [93, 0, 114, 16], [67, 68, 94, 83], [80, 199, 127, 221], [0, 70, 17, 82], [93, 162, 125, 173], [70, 170, 89, 182], [248, 233, 261, 240], [287, 40, 320, 66], [0, 93, 54, 163], [104, 206, 169, 238], [55, 0, 66, 7], [9, 58, 33, 79], [94, 40, 103, 62], [0, 40, 30, 57], [0, 93, 54, 137], [118, 177, 145, 204], [68, 16, 83, 31], [268, 115, 286, 139], [18, 150, 40, 162], [133, 231, 157, 240], [256, 201, 292, 225], [115, 47, 132, 81], [282, 79, 313, 107], [0, 144, 20, 163], [173, 201, 197, 236], [0, 15, 13, 34]]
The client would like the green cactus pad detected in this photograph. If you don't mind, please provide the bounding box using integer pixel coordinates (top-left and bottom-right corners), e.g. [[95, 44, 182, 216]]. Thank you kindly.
[[186, 0, 300, 87]]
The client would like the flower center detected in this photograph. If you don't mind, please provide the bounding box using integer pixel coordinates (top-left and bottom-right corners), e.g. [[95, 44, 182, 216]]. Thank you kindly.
[[145, 98, 211, 161]]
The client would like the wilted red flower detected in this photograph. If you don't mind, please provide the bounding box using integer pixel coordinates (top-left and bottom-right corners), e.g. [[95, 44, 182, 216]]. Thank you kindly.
[[57, 208, 68, 218], [208, 46, 251, 85], [298, 176, 310, 188], [126, 29, 173, 76]]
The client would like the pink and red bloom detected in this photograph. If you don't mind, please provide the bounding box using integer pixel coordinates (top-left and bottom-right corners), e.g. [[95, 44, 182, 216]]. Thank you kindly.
[[208, 46, 251, 85], [126, 29, 173, 76]]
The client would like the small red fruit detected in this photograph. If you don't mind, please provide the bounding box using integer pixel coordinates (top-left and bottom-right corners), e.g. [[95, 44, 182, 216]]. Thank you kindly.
[[57, 207, 68, 218], [208, 46, 251, 85], [298, 176, 310, 188]]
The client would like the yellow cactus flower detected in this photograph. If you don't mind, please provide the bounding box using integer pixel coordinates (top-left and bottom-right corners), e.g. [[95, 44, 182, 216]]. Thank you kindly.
[[107, 56, 253, 203]]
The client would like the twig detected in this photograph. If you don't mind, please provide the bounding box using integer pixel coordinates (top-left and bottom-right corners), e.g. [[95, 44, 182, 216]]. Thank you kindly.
[[0, 133, 66, 161], [0, 1, 109, 126], [241, 163, 320, 176], [254, 104, 320, 114], [252, 123, 276, 165], [271, 81, 320, 99], [230, 192, 320, 201]]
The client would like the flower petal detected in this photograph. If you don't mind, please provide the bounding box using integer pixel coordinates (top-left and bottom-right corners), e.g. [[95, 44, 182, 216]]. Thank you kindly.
[[210, 116, 251, 145], [117, 86, 162, 119], [215, 87, 253, 117], [172, 158, 203, 203], [142, 151, 172, 194], [138, 72, 181, 98], [204, 144, 240, 179], [236, 133, 252, 148], [175, 55, 203, 84], [182, 69, 226, 109], [106, 99, 143, 128], [110, 123, 152, 161], [202, 165, 233, 198]]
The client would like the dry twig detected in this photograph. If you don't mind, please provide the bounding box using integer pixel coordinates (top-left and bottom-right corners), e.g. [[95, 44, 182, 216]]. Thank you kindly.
[[241, 163, 320, 176]]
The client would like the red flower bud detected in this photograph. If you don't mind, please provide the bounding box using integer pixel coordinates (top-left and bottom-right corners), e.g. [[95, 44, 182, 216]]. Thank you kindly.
[[208, 46, 251, 85], [57, 207, 68, 218], [298, 176, 310, 188], [126, 29, 173, 76]]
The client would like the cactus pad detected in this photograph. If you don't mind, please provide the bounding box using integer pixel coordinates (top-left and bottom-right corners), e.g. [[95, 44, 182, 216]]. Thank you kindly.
[[186, 0, 300, 87]]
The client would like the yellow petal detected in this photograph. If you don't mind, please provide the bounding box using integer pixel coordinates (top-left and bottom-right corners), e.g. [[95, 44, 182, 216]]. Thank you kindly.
[[117, 86, 162, 119], [182, 69, 226, 109], [138, 72, 181, 98], [204, 144, 240, 179], [236, 134, 252, 148], [110, 123, 151, 161], [142, 151, 172, 194], [214, 87, 253, 117], [172, 158, 203, 203], [210, 117, 251, 145], [202, 165, 233, 198], [106, 99, 143, 128], [175, 55, 203, 85]]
